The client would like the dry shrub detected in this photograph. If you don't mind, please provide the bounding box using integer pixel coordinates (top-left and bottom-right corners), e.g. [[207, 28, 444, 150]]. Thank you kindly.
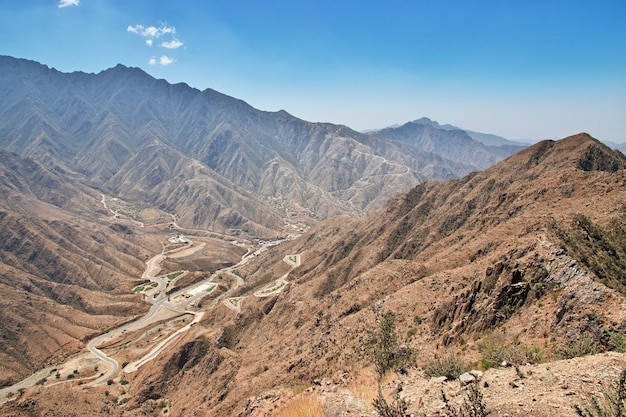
[[373, 386, 411, 417], [275, 393, 324, 417], [477, 333, 543, 369], [423, 353, 465, 379], [557, 336, 601, 360]]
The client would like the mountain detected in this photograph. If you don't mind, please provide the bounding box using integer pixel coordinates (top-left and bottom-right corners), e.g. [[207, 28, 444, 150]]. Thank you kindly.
[[7, 134, 623, 416], [390, 116, 529, 148], [0, 55, 527, 390], [0, 56, 522, 236], [2, 55, 623, 415], [371, 120, 526, 170]]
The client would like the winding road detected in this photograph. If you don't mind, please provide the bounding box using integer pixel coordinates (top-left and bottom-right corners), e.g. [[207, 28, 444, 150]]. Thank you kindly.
[[88, 237, 296, 383], [1, 211, 297, 394]]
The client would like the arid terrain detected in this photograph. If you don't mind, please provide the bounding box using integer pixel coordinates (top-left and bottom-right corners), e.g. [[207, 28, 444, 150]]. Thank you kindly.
[[0, 133, 625, 417]]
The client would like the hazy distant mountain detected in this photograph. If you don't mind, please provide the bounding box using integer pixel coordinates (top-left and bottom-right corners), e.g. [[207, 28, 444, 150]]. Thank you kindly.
[[604, 140, 626, 154], [371, 120, 526, 170], [0, 56, 524, 235], [408, 116, 530, 148]]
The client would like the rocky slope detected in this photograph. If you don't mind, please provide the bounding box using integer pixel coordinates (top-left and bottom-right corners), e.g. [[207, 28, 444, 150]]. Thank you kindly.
[[0, 151, 156, 385], [138, 134, 626, 416], [4, 134, 623, 416]]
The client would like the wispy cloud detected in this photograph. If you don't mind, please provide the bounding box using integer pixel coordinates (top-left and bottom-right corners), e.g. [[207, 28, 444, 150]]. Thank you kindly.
[[127, 24, 177, 39], [128, 23, 184, 65], [149, 55, 175, 66], [58, 0, 80, 8]]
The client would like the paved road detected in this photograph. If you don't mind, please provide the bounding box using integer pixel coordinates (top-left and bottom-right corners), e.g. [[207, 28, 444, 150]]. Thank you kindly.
[[124, 311, 204, 373], [87, 293, 171, 386], [87, 251, 178, 386]]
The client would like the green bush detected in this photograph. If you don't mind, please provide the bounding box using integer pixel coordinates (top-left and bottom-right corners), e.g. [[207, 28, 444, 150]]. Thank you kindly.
[[365, 311, 413, 379], [608, 332, 626, 353]]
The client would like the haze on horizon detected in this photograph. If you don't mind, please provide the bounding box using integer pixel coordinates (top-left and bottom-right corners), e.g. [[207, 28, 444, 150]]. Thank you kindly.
[[1, 0, 624, 142]]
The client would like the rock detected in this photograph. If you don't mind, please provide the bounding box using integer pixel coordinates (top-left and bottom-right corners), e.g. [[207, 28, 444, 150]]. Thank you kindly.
[[347, 397, 368, 412], [429, 376, 447, 384], [540, 369, 555, 382], [459, 372, 476, 385], [469, 370, 483, 380]]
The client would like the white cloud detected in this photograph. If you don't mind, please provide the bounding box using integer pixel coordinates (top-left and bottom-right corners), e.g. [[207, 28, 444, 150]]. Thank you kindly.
[[129, 23, 182, 65], [159, 55, 175, 66], [127, 24, 176, 39], [58, 0, 80, 7], [161, 39, 183, 49]]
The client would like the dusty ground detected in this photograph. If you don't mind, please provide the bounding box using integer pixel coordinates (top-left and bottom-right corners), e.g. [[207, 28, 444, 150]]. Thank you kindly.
[[252, 352, 626, 417]]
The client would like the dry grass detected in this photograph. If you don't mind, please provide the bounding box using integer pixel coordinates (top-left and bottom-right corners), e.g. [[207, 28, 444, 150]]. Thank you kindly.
[[275, 392, 324, 417], [347, 369, 379, 412]]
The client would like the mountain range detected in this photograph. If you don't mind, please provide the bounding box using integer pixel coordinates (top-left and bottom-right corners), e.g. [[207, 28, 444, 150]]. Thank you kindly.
[[0, 55, 525, 235], [117, 134, 626, 417], [1, 55, 625, 416]]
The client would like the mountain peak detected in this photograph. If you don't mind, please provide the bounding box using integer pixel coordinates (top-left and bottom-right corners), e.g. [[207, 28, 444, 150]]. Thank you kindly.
[[504, 133, 626, 173], [100, 63, 148, 77], [410, 117, 458, 131]]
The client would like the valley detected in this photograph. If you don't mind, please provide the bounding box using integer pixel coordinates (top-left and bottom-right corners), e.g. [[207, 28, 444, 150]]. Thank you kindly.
[[0, 193, 301, 405]]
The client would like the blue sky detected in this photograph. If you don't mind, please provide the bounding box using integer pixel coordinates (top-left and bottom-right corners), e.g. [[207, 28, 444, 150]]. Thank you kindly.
[[1, 1, 625, 142]]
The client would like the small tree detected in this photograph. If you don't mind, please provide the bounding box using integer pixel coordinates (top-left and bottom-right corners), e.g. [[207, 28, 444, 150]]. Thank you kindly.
[[366, 311, 410, 379]]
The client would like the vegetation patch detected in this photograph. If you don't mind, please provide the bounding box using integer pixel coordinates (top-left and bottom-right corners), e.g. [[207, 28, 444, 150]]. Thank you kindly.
[[477, 335, 543, 369], [364, 311, 413, 379], [549, 213, 626, 294], [167, 271, 184, 281], [557, 336, 601, 360], [423, 353, 466, 379]]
